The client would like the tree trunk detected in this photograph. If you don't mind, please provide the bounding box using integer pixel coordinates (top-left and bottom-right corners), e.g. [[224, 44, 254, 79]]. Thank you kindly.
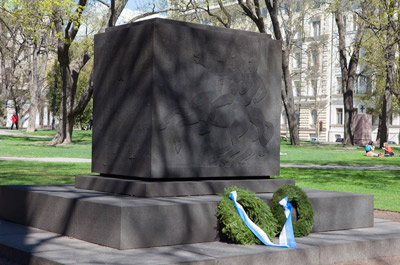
[[335, 2, 366, 145], [51, 0, 128, 145], [379, 47, 395, 148], [265, 0, 300, 145], [282, 48, 300, 145], [27, 45, 39, 132]]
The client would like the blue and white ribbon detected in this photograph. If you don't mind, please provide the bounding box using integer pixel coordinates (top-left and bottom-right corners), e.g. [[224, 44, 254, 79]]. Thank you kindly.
[[229, 191, 297, 248]]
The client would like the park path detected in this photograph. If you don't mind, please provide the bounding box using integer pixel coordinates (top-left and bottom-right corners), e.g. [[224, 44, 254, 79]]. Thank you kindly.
[[0, 129, 52, 138], [0, 156, 91, 163], [1, 155, 400, 170]]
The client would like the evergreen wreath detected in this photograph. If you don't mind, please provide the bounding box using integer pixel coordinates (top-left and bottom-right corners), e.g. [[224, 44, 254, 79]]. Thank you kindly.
[[270, 184, 314, 237], [217, 186, 278, 245]]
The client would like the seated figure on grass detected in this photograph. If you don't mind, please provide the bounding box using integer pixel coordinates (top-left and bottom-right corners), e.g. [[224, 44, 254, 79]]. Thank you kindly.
[[383, 142, 395, 157], [365, 141, 379, 157]]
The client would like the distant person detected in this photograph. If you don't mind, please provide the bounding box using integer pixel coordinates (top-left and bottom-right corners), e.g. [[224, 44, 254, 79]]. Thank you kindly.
[[365, 141, 378, 157], [10, 114, 18, 130], [383, 142, 394, 157]]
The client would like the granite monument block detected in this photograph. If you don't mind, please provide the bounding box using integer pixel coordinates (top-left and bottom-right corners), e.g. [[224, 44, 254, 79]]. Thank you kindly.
[[353, 114, 372, 146], [92, 18, 282, 179]]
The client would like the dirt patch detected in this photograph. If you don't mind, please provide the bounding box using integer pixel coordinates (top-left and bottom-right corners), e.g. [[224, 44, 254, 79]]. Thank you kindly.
[[374, 209, 400, 222]]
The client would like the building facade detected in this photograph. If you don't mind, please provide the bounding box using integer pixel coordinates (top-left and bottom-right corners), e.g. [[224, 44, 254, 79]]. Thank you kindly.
[[277, 4, 400, 143]]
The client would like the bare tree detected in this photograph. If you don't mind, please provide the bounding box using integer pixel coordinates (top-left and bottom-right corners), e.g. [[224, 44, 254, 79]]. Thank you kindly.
[[333, 0, 368, 145], [50, 0, 129, 145], [358, 0, 399, 147]]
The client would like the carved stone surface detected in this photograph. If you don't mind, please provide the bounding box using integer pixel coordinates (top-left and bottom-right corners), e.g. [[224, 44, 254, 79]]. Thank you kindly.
[[92, 18, 282, 179], [353, 114, 372, 146]]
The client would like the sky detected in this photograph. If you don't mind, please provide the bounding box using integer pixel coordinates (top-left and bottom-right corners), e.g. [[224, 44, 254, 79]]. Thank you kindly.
[[125, 0, 147, 11], [125, 0, 139, 11]]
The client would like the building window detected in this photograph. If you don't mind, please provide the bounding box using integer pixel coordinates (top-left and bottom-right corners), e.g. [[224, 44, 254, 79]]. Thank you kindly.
[[294, 81, 301, 96], [312, 21, 321, 37], [337, 77, 343, 94], [309, 80, 318, 96], [336, 108, 343, 125], [311, 50, 319, 67], [343, 16, 347, 31], [366, 77, 372, 92], [282, 111, 287, 125], [296, 110, 300, 125], [354, 78, 359, 94], [353, 15, 357, 31], [311, 109, 317, 125], [295, 30, 302, 39], [295, 52, 301, 68], [359, 76, 372, 94]]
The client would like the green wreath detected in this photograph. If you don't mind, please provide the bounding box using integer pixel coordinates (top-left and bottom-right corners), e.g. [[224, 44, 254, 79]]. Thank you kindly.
[[270, 184, 314, 237], [217, 186, 278, 245]]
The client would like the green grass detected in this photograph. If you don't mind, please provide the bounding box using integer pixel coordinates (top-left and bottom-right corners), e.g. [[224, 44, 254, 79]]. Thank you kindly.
[[1, 132, 399, 211], [0, 160, 91, 185], [0, 130, 91, 158], [280, 141, 400, 167], [279, 167, 400, 212]]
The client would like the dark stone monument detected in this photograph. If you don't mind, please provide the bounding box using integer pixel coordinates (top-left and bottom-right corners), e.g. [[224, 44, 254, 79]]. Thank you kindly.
[[91, 18, 281, 180], [353, 114, 372, 146], [0, 19, 374, 252]]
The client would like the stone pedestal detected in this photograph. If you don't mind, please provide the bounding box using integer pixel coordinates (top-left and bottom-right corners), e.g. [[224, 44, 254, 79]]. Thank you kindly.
[[0, 185, 373, 250], [92, 18, 282, 180]]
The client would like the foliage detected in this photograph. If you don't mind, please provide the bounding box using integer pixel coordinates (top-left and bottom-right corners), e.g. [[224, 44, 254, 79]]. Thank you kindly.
[[74, 62, 93, 129], [217, 186, 277, 245], [45, 62, 63, 118], [270, 184, 314, 237]]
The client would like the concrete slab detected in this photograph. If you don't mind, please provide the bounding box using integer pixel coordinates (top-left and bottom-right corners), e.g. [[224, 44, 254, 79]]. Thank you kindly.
[[0, 219, 399, 265], [0, 185, 373, 249]]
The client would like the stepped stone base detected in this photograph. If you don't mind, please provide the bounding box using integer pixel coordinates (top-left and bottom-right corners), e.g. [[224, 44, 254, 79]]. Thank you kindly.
[[75, 175, 295, 197], [0, 219, 397, 265], [0, 185, 373, 250]]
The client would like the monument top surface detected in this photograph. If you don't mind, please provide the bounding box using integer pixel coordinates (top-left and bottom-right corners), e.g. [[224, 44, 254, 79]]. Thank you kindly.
[[103, 18, 273, 39]]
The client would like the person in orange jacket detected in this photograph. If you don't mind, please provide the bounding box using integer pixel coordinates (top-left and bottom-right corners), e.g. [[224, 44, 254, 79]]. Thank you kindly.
[[383, 142, 394, 157], [10, 113, 18, 130]]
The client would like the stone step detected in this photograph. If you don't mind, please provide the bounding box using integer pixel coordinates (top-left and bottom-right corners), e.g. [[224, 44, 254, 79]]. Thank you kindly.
[[0, 185, 373, 250], [0, 218, 398, 265], [75, 175, 295, 197]]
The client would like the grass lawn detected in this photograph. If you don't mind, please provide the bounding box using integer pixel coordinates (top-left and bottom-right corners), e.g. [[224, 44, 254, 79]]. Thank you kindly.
[[0, 130, 91, 158], [0, 160, 91, 185], [1, 131, 399, 211], [279, 168, 400, 212], [280, 141, 400, 167]]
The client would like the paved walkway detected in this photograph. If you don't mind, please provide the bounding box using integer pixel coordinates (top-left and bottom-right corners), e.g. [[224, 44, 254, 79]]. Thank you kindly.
[[0, 218, 399, 265], [1, 155, 400, 171], [0, 157, 91, 163], [0, 129, 52, 138]]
